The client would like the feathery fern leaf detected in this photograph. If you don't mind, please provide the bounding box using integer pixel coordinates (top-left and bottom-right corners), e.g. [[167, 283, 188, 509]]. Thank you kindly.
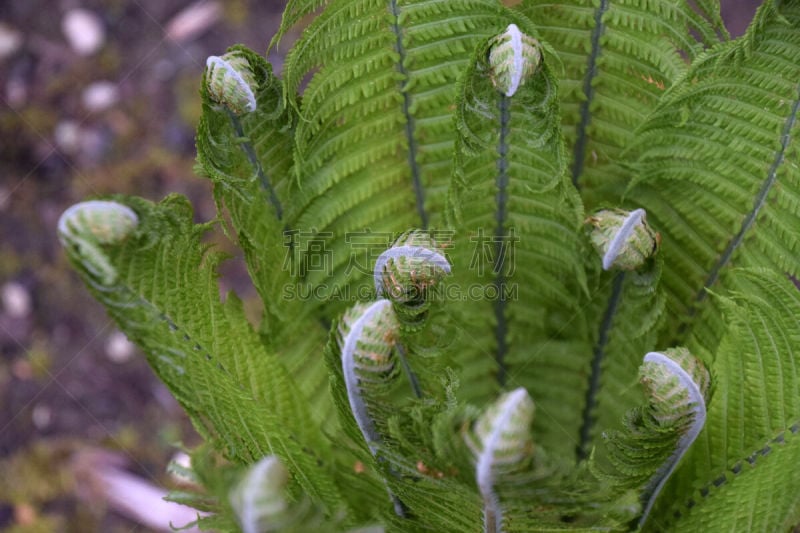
[[59, 0, 800, 530], [382, 398, 486, 532], [466, 387, 535, 532], [229, 455, 331, 532], [196, 45, 294, 332], [647, 268, 800, 528], [58, 196, 340, 511], [654, 423, 800, 531], [270, 0, 329, 49], [281, 0, 531, 308], [195, 45, 334, 427], [630, 1, 800, 352], [447, 25, 588, 462], [325, 300, 413, 518], [518, 0, 726, 203]]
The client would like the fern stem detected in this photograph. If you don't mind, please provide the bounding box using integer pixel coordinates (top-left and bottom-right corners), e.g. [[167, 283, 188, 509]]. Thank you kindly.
[[483, 506, 499, 533], [388, 0, 427, 228], [227, 109, 283, 220], [493, 94, 511, 385], [577, 271, 625, 460], [571, 0, 610, 189], [396, 342, 422, 398], [690, 81, 800, 311]]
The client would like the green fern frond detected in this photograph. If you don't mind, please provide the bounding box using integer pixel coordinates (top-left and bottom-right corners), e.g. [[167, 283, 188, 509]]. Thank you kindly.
[[630, 2, 800, 351], [444, 27, 587, 468], [518, 0, 726, 203], [196, 45, 293, 328], [447, 25, 585, 416], [648, 268, 800, 528], [195, 45, 334, 428], [324, 300, 415, 519], [466, 387, 535, 532], [655, 423, 800, 532], [270, 0, 329, 49], [59, 1, 800, 530], [281, 0, 530, 308], [58, 195, 340, 511]]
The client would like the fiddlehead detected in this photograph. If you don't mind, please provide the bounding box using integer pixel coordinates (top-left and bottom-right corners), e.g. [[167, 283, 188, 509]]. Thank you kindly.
[[465, 387, 535, 533], [338, 299, 406, 516], [229, 456, 291, 533], [205, 51, 258, 116], [597, 347, 709, 526], [57, 200, 139, 284], [374, 230, 451, 326], [487, 23, 543, 98], [586, 208, 660, 271]]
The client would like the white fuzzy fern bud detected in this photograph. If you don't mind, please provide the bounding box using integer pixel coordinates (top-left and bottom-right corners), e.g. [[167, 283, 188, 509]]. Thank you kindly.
[[57, 200, 139, 284], [586, 208, 660, 271], [374, 230, 451, 303], [488, 24, 542, 98], [229, 456, 291, 533], [640, 347, 710, 426], [339, 299, 407, 516], [205, 51, 257, 115], [638, 348, 710, 525], [467, 387, 535, 533], [340, 299, 400, 451]]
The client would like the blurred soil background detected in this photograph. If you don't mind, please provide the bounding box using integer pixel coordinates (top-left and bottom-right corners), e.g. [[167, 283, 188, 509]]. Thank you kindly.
[[0, 1, 763, 532]]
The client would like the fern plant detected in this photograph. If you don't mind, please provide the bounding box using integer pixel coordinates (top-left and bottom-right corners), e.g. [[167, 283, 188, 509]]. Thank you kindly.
[[59, 0, 800, 530]]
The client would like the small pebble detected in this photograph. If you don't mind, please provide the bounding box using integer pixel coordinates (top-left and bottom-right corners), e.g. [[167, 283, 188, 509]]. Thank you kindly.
[[2, 281, 31, 318], [165, 1, 221, 43], [62, 9, 105, 56], [0, 23, 22, 60], [54, 120, 82, 153], [82, 81, 119, 112], [105, 330, 135, 363], [31, 404, 53, 429]]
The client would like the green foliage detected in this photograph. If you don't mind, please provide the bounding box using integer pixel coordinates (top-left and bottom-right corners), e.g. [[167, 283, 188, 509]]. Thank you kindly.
[[518, 0, 726, 203], [60, 0, 800, 531], [630, 1, 800, 353]]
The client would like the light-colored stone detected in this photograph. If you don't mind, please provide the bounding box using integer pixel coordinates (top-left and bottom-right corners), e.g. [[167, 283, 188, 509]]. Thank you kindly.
[[166, 1, 222, 43], [54, 120, 82, 154], [2, 281, 31, 318], [105, 330, 135, 363], [0, 23, 22, 60], [31, 404, 53, 429], [82, 81, 119, 112], [62, 9, 105, 56]]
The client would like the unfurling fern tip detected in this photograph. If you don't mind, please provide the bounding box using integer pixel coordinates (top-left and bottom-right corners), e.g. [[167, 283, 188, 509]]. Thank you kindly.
[[205, 52, 258, 115], [586, 208, 659, 271], [488, 24, 542, 98]]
